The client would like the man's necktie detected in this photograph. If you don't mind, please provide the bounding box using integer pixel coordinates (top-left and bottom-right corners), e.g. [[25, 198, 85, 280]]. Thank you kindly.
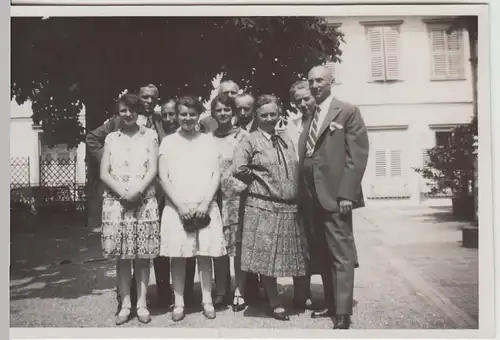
[[306, 107, 320, 156], [145, 116, 153, 129]]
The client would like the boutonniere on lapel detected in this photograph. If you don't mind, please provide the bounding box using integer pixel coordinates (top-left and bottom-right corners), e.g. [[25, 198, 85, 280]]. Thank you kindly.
[[329, 121, 344, 133]]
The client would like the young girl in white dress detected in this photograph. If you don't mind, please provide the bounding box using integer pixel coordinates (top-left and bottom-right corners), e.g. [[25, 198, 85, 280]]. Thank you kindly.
[[158, 95, 226, 322]]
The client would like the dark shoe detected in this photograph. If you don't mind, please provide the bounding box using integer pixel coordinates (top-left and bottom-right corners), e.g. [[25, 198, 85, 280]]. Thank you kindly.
[[334, 315, 351, 329], [202, 303, 216, 319], [172, 305, 185, 322], [268, 305, 290, 321], [136, 307, 152, 324], [115, 307, 132, 326], [232, 295, 247, 312], [311, 308, 335, 319], [213, 295, 228, 311]]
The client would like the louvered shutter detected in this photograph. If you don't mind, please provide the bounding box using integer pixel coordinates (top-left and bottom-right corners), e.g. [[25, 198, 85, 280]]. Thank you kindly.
[[422, 148, 430, 166], [323, 61, 337, 83], [383, 26, 400, 80], [430, 29, 447, 78], [390, 150, 402, 177], [375, 150, 387, 178], [367, 26, 385, 81], [447, 30, 463, 78]]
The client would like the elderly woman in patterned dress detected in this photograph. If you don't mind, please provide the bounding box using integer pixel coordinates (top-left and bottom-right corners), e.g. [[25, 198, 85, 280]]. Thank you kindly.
[[210, 93, 250, 312], [232, 94, 309, 321], [100, 93, 160, 325]]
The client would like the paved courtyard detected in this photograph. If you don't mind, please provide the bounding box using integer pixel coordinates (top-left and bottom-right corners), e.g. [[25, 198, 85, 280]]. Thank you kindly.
[[10, 203, 478, 329]]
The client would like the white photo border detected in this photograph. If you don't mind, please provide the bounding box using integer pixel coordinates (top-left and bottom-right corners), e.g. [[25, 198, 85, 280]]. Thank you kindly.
[[6, 1, 497, 339]]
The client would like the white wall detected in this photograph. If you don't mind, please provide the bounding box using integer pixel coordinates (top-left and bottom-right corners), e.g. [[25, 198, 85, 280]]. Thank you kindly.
[[329, 16, 472, 108], [10, 99, 87, 185], [326, 16, 474, 203]]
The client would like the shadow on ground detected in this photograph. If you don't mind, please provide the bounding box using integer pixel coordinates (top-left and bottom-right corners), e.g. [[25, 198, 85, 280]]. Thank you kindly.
[[146, 282, 328, 318], [415, 206, 472, 225], [10, 218, 116, 301]]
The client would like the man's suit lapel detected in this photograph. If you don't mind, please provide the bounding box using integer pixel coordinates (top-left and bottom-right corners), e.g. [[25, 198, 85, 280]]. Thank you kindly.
[[250, 118, 259, 132], [317, 99, 343, 139]]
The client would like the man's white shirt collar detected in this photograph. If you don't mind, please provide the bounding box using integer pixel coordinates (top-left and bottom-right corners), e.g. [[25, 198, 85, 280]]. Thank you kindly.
[[258, 128, 272, 141], [136, 114, 148, 127], [316, 91, 334, 130]]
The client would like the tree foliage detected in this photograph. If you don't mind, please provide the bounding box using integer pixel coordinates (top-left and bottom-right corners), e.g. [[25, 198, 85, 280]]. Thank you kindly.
[[413, 116, 477, 196], [11, 17, 344, 147]]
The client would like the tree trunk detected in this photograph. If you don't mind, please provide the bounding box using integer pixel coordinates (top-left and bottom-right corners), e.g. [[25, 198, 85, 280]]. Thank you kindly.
[[468, 22, 478, 226]]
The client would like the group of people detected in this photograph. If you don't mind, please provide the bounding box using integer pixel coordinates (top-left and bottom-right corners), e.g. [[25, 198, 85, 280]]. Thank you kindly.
[[85, 64, 369, 329]]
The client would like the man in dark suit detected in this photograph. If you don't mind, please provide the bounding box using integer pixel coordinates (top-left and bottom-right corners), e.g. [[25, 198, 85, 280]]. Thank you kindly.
[[298, 66, 369, 329], [234, 93, 259, 132]]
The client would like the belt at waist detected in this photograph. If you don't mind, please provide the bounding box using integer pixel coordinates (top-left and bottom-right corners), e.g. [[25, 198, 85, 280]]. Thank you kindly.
[[247, 192, 297, 205]]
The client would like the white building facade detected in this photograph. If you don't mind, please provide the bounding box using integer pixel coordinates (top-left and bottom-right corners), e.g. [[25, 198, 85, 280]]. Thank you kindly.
[[325, 16, 473, 204], [10, 99, 86, 186]]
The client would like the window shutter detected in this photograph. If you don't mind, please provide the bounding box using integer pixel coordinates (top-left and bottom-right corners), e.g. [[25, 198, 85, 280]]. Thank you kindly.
[[375, 150, 387, 178], [447, 30, 463, 78], [430, 29, 447, 78], [367, 26, 385, 81], [383, 26, 400, 80], [390, 150, 402, 177], [422, 148, 430, 166], [323, 61, 337, 83]]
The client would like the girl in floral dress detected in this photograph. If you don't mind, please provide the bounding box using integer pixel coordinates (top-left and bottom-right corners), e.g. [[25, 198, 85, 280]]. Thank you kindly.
[[100, 93, 160, 325], [210, 94, 250, 312]]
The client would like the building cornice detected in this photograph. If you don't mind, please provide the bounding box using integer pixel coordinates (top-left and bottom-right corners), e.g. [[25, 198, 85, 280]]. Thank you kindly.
[[359, 19, 404, 26], [327, 22, 342, 29], [422, 17, 457, 25], [357, 101, 472, 107], [366, 124, 409, 131], [429, 123, 461, 130]]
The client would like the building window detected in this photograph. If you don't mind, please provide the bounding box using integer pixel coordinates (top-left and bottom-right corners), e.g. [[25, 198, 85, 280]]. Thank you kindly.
[[428, 25, 465, 80], [323, 61, 338, 84], [435, 130, 453, 147], [365, 24, 401, 81], [375, 149, 403, 178]]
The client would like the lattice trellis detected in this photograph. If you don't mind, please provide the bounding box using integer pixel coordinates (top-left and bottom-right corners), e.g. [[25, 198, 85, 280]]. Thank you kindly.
[[11, 156, 88, 226], [40, 157, 77, 187], [10, 157, 30, 188]]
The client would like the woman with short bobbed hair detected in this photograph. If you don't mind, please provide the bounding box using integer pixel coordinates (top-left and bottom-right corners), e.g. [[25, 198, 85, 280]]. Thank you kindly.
[[158, 95, 226, 321], [232, 94, 309, 321], [210, 93, 250, 312], [100, 93, 160, 325]]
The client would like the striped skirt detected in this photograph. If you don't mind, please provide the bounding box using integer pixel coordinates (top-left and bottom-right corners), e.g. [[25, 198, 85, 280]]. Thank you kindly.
[[240, 194, 308, 277]]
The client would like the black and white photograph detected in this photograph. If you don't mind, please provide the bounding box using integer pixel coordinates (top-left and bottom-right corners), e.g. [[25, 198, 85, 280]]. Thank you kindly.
[[8, 1, 495, 337]]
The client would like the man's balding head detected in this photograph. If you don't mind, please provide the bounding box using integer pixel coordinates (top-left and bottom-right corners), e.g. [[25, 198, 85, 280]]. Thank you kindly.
[[218, 80, 239, 99], [307, 65, 333, 104], [139, 84, 159, 114]]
